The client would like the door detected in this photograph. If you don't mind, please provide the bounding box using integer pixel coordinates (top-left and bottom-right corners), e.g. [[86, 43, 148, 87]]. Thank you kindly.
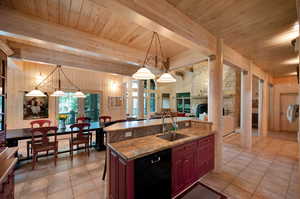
[[0, 50, 7, 147], [280, 93, 298, 132]]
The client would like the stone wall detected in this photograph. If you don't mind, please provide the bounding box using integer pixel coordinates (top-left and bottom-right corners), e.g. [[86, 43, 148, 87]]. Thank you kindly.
[[157, 62, 237, 116]]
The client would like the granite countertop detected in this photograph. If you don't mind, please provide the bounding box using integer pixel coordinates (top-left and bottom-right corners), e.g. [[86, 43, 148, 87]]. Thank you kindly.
[[104, 117, 212, 132], [107, 128, 215, 161]]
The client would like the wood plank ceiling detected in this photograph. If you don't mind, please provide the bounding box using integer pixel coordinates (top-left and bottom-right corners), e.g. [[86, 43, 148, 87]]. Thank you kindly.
[[1, 0, 187, 59], [167, 0, 298, 76]]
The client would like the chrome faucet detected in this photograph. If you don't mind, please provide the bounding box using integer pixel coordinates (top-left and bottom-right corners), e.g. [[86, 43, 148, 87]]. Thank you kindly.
[[161, 112, 178, 135]]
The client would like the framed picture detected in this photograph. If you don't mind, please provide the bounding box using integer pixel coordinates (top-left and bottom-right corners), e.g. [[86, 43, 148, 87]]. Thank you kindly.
[[23, 92, 49, 120], [108, 96, 123, 107]]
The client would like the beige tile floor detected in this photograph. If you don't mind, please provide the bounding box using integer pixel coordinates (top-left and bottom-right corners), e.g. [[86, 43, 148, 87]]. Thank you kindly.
[[14, 132, 299, 199]]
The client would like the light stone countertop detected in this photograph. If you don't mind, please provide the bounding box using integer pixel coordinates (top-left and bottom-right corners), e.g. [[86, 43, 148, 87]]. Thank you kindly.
[[104, 117, 212, 132], [107, 127, 215, 161]]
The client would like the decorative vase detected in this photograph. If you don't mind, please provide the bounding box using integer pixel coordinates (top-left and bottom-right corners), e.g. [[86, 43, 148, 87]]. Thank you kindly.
[[59, 119, 66, 129]]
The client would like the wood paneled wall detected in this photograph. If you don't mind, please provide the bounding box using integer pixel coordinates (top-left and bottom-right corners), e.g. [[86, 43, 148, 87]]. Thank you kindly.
[[7, 59, 126, 129]]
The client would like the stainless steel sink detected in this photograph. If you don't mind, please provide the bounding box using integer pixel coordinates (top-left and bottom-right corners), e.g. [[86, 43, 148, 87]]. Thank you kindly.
[[157, 133, 188, 141]]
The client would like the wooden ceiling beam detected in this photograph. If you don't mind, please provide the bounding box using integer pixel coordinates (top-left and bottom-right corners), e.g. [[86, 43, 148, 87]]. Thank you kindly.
[[9, 42, 137, 76], [0, 39, 14, 56], [91, 0, 216, 55], [93, 0, 274, 80], [0, 8, 148, 67], [169, 49, 207, 69]]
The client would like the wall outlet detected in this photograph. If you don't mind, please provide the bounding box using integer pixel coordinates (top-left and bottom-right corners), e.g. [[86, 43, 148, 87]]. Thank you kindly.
[[185, 122, 190, 127], [125, 131, 132, 137]]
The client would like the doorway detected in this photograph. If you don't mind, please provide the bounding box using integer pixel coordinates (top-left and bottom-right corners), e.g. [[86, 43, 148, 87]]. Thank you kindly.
[[280, 93, 298, 132]]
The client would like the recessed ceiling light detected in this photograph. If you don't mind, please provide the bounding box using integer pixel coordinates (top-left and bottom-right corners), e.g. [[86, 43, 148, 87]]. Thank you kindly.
[[266, 22, 299, 46], [282, 57, 299, 65]]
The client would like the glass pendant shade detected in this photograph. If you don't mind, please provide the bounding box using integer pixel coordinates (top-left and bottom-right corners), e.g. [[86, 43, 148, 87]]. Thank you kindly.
[[74, 91, 86, 98], [26, 89, 46, 97], [51, 90, 65, 97], [132, 67, 155, 80], [157, 73, 176, 83]]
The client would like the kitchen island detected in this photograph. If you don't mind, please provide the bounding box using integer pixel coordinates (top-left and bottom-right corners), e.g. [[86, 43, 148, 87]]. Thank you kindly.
[[105, 118, 214, 199]]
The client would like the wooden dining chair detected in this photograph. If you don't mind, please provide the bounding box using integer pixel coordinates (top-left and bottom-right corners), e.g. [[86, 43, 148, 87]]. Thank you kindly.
[[31, 127, 58, 169], [76, 117, 91, 123], [27, 120, 52, 158], [76, 117, 93, 146], [69, 123, 91, 160]]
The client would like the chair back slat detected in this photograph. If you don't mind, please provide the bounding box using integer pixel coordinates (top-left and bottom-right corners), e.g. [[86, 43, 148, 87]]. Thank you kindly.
[[76, 117, 91, 124], [99, 116, 111, 123], [30, 127, 58, 145], [70, 123, 90, 140], [30, 120, 51, 128]]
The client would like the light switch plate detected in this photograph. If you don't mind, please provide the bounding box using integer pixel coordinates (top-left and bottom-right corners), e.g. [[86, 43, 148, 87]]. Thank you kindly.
[[125, 131, 132, 137], [185, 122, 190, 127]]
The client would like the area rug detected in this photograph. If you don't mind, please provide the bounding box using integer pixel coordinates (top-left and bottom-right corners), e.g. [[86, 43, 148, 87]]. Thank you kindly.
[[176, 182, 227, 199]]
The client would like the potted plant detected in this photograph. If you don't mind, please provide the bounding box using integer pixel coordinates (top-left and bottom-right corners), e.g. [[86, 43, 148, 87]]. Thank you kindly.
[[58, 114, 68, 129]]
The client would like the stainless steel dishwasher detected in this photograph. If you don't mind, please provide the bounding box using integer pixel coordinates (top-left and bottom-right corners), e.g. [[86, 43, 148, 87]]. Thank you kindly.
[[135, 149, 172, 199]]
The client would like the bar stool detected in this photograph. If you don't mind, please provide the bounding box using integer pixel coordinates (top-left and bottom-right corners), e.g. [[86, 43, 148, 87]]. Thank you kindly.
[[31, 127, 58, 169], [99, 116, 111, 180], [76, 117, 93, 146], [27, 120, 51, 158], [69, 123, 91, 160]]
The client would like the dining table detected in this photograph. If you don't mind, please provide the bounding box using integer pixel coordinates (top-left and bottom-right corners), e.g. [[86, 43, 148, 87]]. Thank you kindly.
[[5, 121, 120, 162]]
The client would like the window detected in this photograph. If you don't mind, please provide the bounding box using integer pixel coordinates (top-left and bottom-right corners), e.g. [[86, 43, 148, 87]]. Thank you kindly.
[[144, 80, 157, 115], [59, 93, 78, 125], [126, 80, 140, 117], [132, 91, 138, 97], [132, 98, 138, 116], [59, 92, 100, 124], [144, 93, 148, 115], [176, 92, 191, 113], [162, 93, 170, 109], [84, 94, 100, 122], [132, 80, 138, 89], [150, 93, 156, 112]]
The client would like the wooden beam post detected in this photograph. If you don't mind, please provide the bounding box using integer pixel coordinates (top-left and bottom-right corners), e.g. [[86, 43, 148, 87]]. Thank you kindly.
[[208, 39, 224, 172], [261, 78, 270, 136], [240, 64, 253, 149]]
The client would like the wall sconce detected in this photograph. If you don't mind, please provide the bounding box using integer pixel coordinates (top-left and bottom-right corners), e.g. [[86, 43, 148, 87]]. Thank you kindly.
[[110, 81, 119, 92]]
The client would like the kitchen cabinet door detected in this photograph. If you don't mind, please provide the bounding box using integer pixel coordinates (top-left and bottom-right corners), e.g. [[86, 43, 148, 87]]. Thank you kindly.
[[172, 145, 185, 197], [109, 150, 134, 199], [109, 151, 119, 199], [196, 135, 215, 178], [172, 141, 197, 197]]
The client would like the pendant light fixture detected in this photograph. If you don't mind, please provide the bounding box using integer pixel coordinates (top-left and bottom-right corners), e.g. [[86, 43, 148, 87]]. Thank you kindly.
[[132, 32, 176, 83], [26, 65, 86, 98], [132, 32, 157, 80], [157, 58, 177, 83]]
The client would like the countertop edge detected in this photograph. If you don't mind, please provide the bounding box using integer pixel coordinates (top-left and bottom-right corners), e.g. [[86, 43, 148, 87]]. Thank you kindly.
[[104, 118, 212, 132], [107, 131, 215, 161]]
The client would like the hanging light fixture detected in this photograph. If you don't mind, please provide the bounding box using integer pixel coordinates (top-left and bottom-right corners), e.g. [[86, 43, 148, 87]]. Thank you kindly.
[[132, 32, 176, 82], [26, 65, 86, 98], [132, 32, 158, 80], [157, 72, 177, 83], [157, 58, 177, 83], [26, 89, 46, 97]]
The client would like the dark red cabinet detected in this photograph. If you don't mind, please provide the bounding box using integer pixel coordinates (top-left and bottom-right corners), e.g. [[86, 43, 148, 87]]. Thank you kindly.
[[109, 134, 214, 199], [195, 135, 214, 179], [109, 150, 134, 199], [172, 135, 214, 197]]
